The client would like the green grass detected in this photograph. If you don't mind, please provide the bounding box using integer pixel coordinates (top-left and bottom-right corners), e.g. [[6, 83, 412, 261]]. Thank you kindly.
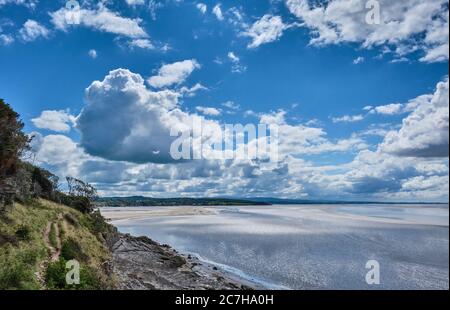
[[49, 223, 58, 249], [0, 199, 115, 290]]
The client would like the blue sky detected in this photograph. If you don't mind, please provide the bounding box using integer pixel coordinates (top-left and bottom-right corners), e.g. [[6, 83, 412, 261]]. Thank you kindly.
[[0, 0, 449, 201]]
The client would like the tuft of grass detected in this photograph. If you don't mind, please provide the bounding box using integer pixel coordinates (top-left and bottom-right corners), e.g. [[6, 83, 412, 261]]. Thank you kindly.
[[48, 223, 58, 250]]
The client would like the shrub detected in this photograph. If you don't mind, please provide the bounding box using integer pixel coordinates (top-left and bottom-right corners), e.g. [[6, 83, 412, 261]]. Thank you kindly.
[[0, 231, 18, 246], [45, 258, 102, 290], [61, 238, 88, 262], [15, 225, 30, 241], [0, 258, 38, 289], [64, 213, 78, 227], [57, 193, 93, 214]]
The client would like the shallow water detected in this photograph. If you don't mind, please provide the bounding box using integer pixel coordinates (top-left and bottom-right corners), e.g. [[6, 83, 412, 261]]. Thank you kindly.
[[103, 204, 449, 290]]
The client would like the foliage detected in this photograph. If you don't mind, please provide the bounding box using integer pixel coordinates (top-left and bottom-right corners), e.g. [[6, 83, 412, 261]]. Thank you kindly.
[[15, 225, 31, 241], [1, 200, 114, 290], [0, 99, 30, 181], [66, 177, 97, 200], [95, 196, 271, 207], [61, 238, 88, 262], [57, 192, 93, 214], [45, 257, 102, 290]]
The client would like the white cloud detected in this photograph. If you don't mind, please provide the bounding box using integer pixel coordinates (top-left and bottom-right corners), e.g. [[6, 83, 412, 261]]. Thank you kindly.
[[212, 4, 224, 21], [222, 101, 240, 111], [381, 78, 449, 157], [148, 59, 200, 88], [0, 0, 37, 8], [77, 68, 221, 164], [196, 106, 222, 116], [227, 51, 247, 73], [32, 110, 76, 133], [260, 110, 368, 156], [196, 3, 207, 14], [88, 49, 97, 58], [50, 6, 148, 39], [125, 0, 145, 6], [179, 83, 208, 97], [352, 56, 365, 65], [0, 33, 13, 45], [33, 134, 81, 165], [332, 114, 365, 123], [19, 20, 49, 42], [128, 38, 154, 49], [227, 51, 239, 63], [243, 15, 290, 48], [286, 0, 449, 63], [371, 103, 404, 115]]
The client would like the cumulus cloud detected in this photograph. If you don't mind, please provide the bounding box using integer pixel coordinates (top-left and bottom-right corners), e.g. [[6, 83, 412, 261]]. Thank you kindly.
[[196, 106, 222, 116], [212, 4, 224, 21], [332, 114, 365, 123], [27, 68, 448, 201], [19, 20, 49, 42], [125, 0, 145, 6], [196, 3, 207, 14], [0, 33, 13, 45], [370, 103, 404, 115], [32, 110, 76, 133], [242, 15, 290, 48], [286, 0, 449, 62], [0, 0, 37, 8], [77, 68, 220, 164], [128, 38, 154, 49], [352, 56, 365, 65], [381, 78, 449, 157], [148, 59, 200, 88], [222, 101, 241, 111], [260, 110, 368, 156], [50, 6, 148, 39], [88, 49, 97, 58]]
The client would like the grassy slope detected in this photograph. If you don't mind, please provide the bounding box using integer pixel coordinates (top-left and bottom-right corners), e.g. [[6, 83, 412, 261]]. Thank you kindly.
[[0, 199, 113, 289]]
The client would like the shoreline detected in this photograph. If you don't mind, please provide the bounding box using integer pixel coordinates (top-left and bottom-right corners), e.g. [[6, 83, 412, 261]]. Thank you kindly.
[[111, 233, 259, 290], [103, 206, 287, 290]]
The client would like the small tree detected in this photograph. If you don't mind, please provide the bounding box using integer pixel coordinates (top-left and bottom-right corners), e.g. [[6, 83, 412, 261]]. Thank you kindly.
[[66, 177, 97, 200], [1, 99, 30, 207], [0, 99, 30, 180], [63, 177, 98, 213]]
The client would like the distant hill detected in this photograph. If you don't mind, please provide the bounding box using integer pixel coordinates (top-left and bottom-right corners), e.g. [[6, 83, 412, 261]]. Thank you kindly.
[[95, 196, 448, 207], [247, 197, 448, 205], [95, 196, 271, 207]]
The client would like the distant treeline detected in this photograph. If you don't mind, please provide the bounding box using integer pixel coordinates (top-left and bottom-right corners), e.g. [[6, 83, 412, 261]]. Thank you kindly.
[[95, 196, 271, 207]]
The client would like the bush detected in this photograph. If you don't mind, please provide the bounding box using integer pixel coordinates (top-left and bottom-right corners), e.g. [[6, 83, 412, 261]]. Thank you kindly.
[[15, 225, 30, 241], [57, 193, 93, 214], [0, 257, 38, 289], [61, 238, 88, 262], [0, 231, 18, 247], [45, 258, 102, 290]]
